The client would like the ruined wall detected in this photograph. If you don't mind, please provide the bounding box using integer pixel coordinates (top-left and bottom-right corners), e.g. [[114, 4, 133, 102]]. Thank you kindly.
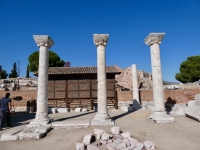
[[117, 89, 200, 103], [0, 90, 37, 100]]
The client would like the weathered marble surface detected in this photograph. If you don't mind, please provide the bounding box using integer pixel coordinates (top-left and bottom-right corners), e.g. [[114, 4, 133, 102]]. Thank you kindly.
[[144, 33, 174, 123], [93, 34, 111, 123], [30, 35, 54, 125], [132, 64, 139, 103]]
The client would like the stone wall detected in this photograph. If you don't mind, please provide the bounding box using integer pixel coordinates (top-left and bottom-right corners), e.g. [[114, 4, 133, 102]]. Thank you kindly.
[[0, 90, 37, 100], [117, 89, 200, 103]]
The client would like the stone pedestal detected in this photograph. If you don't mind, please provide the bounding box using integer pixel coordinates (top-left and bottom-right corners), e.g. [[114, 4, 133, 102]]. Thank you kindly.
[[29, 35, 54, 125], [91, 34, 114, 126], [144, 33, 174, 123], [131, 64, 141, 110]]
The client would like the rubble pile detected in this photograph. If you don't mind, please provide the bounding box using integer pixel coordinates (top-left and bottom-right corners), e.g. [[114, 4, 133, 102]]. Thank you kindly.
[[76, 127, 156, 150]]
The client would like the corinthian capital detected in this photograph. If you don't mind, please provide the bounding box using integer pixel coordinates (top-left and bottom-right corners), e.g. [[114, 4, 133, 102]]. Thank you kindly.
[[33, 35, 54, 48], [144, 33, 165, 46], [93, 34, 109, 47]]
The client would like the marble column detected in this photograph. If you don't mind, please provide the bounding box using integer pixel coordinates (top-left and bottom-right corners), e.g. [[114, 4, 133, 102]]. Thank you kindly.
[[30, 35, 54, 125], [131, 64, 141, 110], [91, 34, 114, 125], [144, 33, 174, 123]]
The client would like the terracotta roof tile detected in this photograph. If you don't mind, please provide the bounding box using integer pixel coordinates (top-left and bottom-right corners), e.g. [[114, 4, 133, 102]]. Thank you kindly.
[[47, 66, 122, 75]]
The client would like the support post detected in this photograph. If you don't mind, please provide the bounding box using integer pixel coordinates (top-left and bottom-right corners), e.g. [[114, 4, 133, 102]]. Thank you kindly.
[[144, 33, 174, 123]]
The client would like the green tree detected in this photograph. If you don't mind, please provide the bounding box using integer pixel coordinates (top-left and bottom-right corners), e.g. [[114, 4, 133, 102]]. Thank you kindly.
[[0, 70, 8, 79], [9, 62, 18, 78], [175, 56, 200, 83], [28, 50, 65, 73], [26, 65, 30, 78]]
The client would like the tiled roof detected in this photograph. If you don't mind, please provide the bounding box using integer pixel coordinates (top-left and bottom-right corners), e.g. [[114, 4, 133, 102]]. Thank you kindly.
[[47, 66, 122, 75]]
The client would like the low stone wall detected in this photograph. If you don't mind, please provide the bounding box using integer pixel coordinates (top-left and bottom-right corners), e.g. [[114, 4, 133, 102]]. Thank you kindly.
[[117, 89, 200, 103], [0, 90, 37, 100]]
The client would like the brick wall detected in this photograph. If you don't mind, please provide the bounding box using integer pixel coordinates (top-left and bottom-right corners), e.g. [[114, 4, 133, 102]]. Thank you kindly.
[[0, 90, 37, 100], [117, 89, 200, 103]]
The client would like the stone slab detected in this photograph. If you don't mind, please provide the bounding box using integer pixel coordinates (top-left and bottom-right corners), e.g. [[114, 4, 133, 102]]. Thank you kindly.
[[0, 129, 22, 141], [33, 125, 51, 133], [149, 112, 174, 123], [15, 107, 27, 112], [185, 106, 200, 122], [57, 108, 69, 113], [74, 107, 81, 112], [18, 132, 45, 140], [51, 120, 90, 129], [194, 94, 200, 106], [91, 120, 115, 126]]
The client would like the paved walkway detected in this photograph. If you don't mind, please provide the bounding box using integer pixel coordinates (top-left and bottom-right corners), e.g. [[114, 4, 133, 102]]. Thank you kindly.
[[0, 110, 200, 150]]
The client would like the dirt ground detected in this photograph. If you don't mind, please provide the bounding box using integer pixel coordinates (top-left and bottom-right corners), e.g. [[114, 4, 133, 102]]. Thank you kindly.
[[0, 109, 200, 150]]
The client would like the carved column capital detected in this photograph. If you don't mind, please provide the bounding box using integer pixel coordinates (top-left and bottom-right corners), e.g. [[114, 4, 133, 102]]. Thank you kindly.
[[144, 33, 165, 46], [33, 35, 54, 48], [93, 34, 109, 47]]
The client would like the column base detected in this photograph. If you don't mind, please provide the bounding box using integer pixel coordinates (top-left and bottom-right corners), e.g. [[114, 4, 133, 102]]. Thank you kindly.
[[91, 119, 115, 126], [28, 116, 51, 127], [149, 111, 174, 123], [93, 112, 110, 122]]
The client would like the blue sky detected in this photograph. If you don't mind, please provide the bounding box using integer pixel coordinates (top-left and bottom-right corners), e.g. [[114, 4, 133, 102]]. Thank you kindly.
[[0, 0, 200, 82]]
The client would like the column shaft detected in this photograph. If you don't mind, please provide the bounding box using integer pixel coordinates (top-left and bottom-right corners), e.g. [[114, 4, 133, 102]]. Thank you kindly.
[[97, 45, 107, 114], [131, 64, 139, 103], [36, 45, 49, 119], [150, 43, 165, 112]]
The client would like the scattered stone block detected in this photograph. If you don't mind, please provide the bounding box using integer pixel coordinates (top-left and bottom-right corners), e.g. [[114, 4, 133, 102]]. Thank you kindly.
[[185, 106, 200, 122], [0, 129, 22, 141], [57, 108, 69, 113], [94, 129, 105, 139], [82, 108, 88, 112], [100, 140, 106, 144], [111, 127, 121, 135], [101, 133, 110, 141], [115, 142, 126, 150], [123, 139, 131, 147], [113, 139, 123, 144], [15, 106, 27, 112], [134, 142, 144, 150], [51, 108, 57, 113], [87, 145, 100, 150], [144, 140, 156, 150], [94, 141, 103, 147], [83, 133, 93, 145], [129, 138, 138, 147], [187, 100, 195, 107], [76, 143, 85, 150], [75, 107, 81, 112], [195, 94, 200, 106], [106, 143, 117, 150], [113, 135, 124, 140], [121, 132, 131, 139]]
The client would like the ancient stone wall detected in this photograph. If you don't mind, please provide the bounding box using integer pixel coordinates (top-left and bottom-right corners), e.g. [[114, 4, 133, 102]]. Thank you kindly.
[[118, 89, 200, 104], [0, 90, 37, 100]]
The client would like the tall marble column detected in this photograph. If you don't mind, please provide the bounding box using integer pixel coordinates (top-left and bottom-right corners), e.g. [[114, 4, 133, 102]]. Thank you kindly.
[[30, 35, 54, 125], [144, 33, 174, 123], [131, 64, 141, 110], [91, 34, 114, 125]]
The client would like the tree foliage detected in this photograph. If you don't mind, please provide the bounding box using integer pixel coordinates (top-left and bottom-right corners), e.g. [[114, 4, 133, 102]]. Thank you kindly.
[[175, 56, 200, 83], [9, 62, 18, 78], [0, 70, 8, 79], [28, 50, 65, 72]]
